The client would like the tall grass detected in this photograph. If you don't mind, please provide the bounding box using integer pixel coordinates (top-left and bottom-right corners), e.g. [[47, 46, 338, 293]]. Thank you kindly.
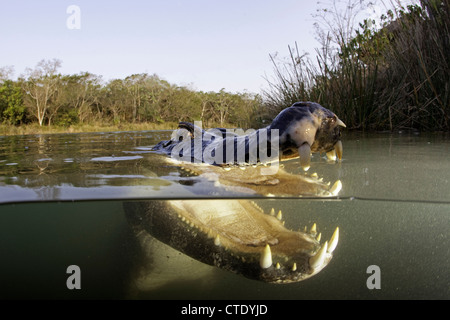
[[263, 0, 449, 131]]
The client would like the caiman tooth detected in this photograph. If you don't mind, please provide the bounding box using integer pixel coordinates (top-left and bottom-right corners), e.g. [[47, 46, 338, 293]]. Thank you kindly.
[[330, 180, 342, 196], [298, 143, 311, 171], [309, 241, 328, 269], [336, 117, 346, 128], [214, 235, 221, 246], [251, 201, 261, 210], [260, 244, 272, 269], [270, 208, 275, 216], [316, 232, 322, 242], [276, 210, 282, 220], [328, 227, 339, 253], [275, 262, 281, 270], [310, 223, 317, 234], [326, 149, 337, 161], [335, 140, 343, 160], [292, 263, 297, 272]]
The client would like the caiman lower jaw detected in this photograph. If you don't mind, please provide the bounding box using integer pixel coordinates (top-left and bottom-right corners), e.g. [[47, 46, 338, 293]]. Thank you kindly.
[[125, 200, 339, 284]]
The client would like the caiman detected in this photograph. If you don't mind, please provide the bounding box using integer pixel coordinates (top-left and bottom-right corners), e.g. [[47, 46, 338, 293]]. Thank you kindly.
[[124, 101, 346, 283]]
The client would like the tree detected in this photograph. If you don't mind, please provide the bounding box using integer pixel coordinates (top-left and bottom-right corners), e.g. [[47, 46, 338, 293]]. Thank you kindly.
[[101, 79, 129, 124], [124, 73, 149, 123], [0, 66, 15, 81], [0, 79, 26, 125], [55, 72, 102, 125], [22, 59, 62, 126]]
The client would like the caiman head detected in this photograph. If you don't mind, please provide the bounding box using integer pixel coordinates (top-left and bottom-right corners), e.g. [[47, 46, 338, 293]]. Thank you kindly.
[[269, 101, 346, 171], [152, 101, 345, 171]]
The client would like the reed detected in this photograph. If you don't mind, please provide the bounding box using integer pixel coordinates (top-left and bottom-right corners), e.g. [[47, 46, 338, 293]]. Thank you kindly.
[[263, 0, 449, 131]]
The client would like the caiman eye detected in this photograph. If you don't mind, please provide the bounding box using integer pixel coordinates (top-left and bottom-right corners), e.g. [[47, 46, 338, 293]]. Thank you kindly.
[[323, 116, 337, 127], [322, 118, 331, 127]]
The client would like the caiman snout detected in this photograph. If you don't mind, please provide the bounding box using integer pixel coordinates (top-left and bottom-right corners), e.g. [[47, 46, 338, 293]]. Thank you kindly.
[[269, 102, 346, 171]]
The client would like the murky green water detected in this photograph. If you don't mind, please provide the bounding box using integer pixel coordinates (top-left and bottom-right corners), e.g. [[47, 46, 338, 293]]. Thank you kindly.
[[0, 131, 449, 299]]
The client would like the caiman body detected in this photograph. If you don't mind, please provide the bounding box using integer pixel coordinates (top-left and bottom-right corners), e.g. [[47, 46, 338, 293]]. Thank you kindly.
[[125, 102, 345, 284]]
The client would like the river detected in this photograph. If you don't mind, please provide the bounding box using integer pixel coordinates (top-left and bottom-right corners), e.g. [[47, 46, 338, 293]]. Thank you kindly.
[[0, 130, 449, 299]]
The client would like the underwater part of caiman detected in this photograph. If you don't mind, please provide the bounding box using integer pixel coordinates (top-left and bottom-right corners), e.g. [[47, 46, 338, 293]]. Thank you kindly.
[[125, 199, 339, 284]]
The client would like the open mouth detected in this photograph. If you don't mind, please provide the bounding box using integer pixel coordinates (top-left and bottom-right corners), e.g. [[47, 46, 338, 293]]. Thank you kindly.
[[125, 199, 339, 283]]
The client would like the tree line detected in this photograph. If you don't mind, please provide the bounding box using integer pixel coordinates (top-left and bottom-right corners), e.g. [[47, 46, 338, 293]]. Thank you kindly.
[[0, 60, 262, 129]]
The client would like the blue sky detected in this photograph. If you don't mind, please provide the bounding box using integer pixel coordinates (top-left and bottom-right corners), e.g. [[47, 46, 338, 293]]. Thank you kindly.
[[0, 0, 402, 93]]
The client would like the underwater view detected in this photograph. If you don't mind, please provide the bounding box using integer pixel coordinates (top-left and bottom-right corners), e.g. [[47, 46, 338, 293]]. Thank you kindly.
[[0, 130, 449, 300]]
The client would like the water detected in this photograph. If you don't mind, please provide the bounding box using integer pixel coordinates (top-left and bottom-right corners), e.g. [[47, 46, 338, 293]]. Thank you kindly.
[[0, 130, 449, 299]]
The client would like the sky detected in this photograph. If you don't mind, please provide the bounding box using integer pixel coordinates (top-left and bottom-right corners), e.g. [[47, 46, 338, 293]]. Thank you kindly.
[[0, 0, 410, 94]]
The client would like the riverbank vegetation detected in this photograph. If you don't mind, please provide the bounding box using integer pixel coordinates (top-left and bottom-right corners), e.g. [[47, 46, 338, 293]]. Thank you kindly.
[[1, 0, 448, 135], [264, 0, 449, 131], [0, 63, 262, 136]]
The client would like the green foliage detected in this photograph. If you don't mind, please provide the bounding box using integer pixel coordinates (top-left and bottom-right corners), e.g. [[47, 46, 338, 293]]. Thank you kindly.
[[0, 80, 26, 125], [54, 108, 79, 127], [0, 67, 262, 130]]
